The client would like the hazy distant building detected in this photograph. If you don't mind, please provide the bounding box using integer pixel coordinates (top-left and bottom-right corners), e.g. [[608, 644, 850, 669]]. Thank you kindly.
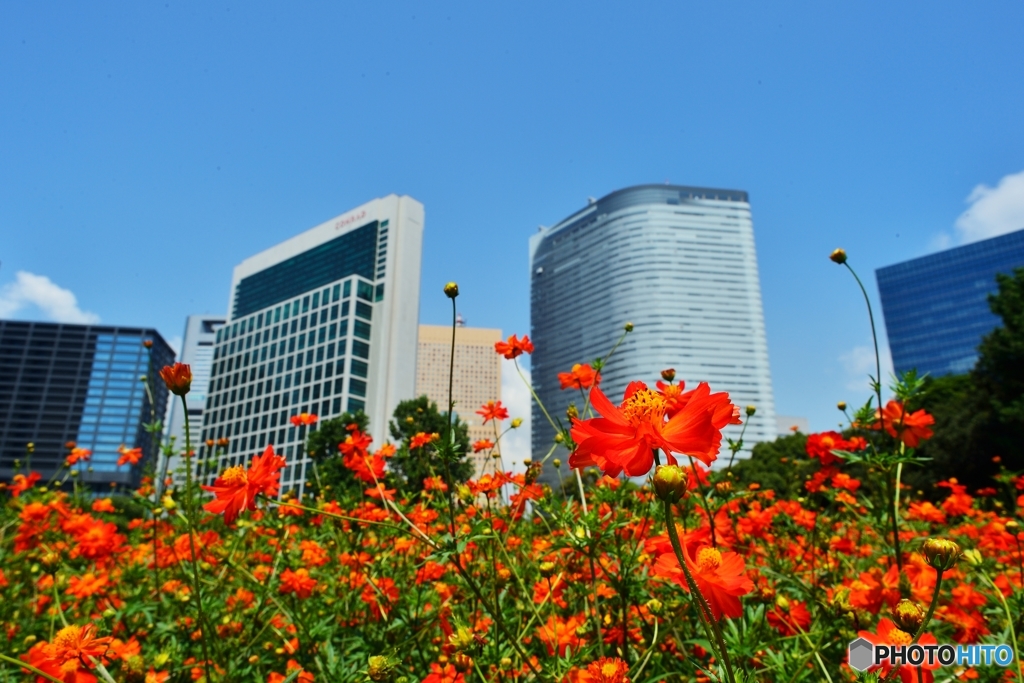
[[200, 195, 423, 493], [0, 320, 174, 487], [165, 315, 225, 479], [877, 228, 1024, 377], [530, 184, 776, 479], [775, 415, 810, 436], [416, 324, 503, 477]]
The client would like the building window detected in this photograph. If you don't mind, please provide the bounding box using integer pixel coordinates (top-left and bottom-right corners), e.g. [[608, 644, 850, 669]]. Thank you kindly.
[[354, 321, 371, 340], [349, 379, 366, 397]]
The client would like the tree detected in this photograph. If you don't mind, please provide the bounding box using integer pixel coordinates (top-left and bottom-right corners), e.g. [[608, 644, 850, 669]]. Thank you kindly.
[[974, 267, 1024, 441], [304, 410, 369, 497], [388, 396, 473, 492]]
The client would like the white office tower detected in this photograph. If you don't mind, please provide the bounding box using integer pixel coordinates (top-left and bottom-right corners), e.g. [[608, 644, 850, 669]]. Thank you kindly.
[[529, 185, 776, 481], [165, 315, 225, 479], [200, 195, 423, 493]]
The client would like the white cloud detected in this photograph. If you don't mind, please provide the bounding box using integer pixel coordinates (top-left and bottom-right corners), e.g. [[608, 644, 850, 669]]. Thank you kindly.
[[839, 343, 894, 393], [954, 169, 1024, 243], [0, 271, 99, 324], [499, 359, 532, 475]]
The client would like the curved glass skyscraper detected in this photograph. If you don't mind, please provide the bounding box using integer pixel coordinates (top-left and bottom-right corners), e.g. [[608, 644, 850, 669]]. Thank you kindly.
[[529, 184, 776, 477]]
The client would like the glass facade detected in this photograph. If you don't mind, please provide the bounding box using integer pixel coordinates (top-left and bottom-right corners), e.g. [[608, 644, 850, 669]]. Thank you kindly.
[[201, 274, 375, 491], [876, 228, 1024, 377], [529, 184, 776, 480], [0, 321, 173, 486], [233, 221, 379, 318]]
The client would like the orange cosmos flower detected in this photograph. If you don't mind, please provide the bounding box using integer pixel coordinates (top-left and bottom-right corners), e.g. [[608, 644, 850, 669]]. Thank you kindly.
[[201, 445, 285, 524], [159, 363, 192, 396], [570, 381, 737, 477], [10, 472, 41, 497], [23, 624, 113, 681], [116, 446, 143, 467], [873, 400, 935, 448], [279, 568, 317, 598], [65, 448, 92, 466], [536, 614, 584, 656], [476, 400, 509, 424], [472, 439, 494, 453], [652, 545, 753, 620], [409, 432, 440, 450], [577, 657, 630, 683], [289, 413, 318, 427], [558, 363, 600, 391], [67, 573, 108, 599], [494, 334, 534, 360]]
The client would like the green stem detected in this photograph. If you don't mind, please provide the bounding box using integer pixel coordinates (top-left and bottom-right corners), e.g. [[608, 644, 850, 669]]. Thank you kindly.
[[880, 569, 944, 683], [0, 652, 65, 683], [980, 570, 1024, 683], [843, 261, 884, 416], [892, 461, 904, 575], [180, 396, 214, 683]]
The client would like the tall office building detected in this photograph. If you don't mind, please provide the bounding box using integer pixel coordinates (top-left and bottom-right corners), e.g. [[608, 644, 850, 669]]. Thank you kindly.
[[200, 195, 423, 493], [165, 315, 225, 478], [416, 324, 503, 477], [0, 320, 174, 487], [877, 228, 1024, 377], [530, 184, 776, 478]]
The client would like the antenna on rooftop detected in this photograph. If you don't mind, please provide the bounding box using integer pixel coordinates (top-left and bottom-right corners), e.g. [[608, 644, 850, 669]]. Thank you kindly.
[[456, 313, 466, 327]]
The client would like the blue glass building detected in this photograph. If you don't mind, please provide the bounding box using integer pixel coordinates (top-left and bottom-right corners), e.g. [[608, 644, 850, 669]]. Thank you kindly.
[[0, 320, 174, 487], [876, 228, 1024, 378]]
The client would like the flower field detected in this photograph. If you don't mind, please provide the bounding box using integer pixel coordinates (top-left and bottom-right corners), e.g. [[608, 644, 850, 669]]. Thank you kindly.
[[1, 261, 1022, 683]]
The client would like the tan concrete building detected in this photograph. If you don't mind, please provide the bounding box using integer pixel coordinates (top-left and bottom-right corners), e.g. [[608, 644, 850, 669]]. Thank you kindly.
[[416, 325, 502, 478]]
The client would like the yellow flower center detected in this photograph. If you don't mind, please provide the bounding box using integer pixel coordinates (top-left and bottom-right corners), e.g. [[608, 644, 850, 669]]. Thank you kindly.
[[697, 547, 722, 572], [821, 435, 835, 448], [621, 388, 667, 426], [889, 627, 913, 646], [53, 625, 82, 650], [600, 662, 620, 678], [220, 466, 248, 487]]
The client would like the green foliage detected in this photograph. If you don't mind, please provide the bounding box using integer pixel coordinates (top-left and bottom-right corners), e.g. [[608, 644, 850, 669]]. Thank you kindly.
[[388, 395, 473, 492], [305, 411, 369, 497], [729, 433, 815, 498], [910, 267, 1024, 495]]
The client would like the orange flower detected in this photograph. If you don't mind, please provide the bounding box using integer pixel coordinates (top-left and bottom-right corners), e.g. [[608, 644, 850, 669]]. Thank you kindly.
[[91, 498, 116, 513], [65, 448, 92, 466], [805, 431, 860, 466], [267, 660, 313, 683], [536, 614, 584, 656], [857, 618, 938, 682], [422, 662, 465, 683], [494, 334, 534, 360], [159, 363, 192, 396], [472, 439, 494, 453], [201, 445, 285, 524], [409, 432, 440, 450], [279, 568, 317, 598], [570, 381, 737, 477], [10, 472, 41, 497], [873, 400, 935, 448], [22, 624, 113, 682], [577, 657, 629, 683], [289, 413, 318, 427], [476, 400, 509, 424], [558, 363, 600, 391], [67, 573, 108, 599], [652, 545, 753, 620], [116, 446, 143, 467]]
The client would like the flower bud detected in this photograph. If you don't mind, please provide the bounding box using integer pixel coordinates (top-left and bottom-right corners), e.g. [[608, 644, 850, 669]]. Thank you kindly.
[[890, 599, 925, 633], [554, 433, 564, 443], [645, 598, 664, 616], [962, 548, 983, 567], [566, 404, 578, 420], [715, 480, 733, 495], [745, 405, 756, 417], [922, 538, 961, 571], [552, 458, 562, 469], [443, 282, 459, 299], [661, 368, 676, 382], [452, 654, 474, 674], [539, 561, 557, 577], [653, 465, 688, 503], [837, 401, 847, 411], [142, 339, 153, 349], [829, 248, 848, 264], [367, 655, 395, 682], [500, 658, 512, 669], [448, 626, 475, 651], [511, 417, 523, 428], [624, 322, 633, 332], [159, 363, 193, 396]]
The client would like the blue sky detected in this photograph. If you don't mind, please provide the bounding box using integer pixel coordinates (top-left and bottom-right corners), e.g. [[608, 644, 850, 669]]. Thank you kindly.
[[2, 2, 1023, 439]]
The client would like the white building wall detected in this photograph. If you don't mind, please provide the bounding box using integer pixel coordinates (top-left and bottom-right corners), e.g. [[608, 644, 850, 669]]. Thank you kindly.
[[529, 185, 776, 483], [200, 195, 423, 493]]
